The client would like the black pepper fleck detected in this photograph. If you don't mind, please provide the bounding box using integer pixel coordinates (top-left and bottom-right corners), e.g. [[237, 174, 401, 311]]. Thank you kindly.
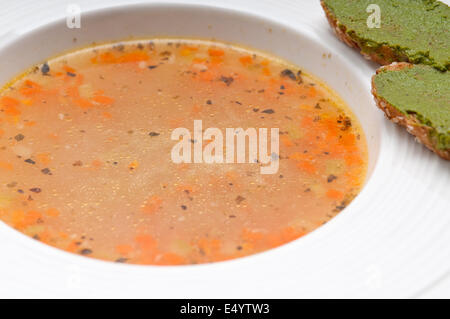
[[41, 168, 52, 175], [235, 195, 246, 204], [280, 69, 297, 81], [327, 175, 337, 183], [73, 160, 83, 167], [6, 182, 17, 188], [115, 257, 128, 263], [219, 76, 234, 86], [80, 249, 93, 255], [41, 63, 50, 75], [14, 134, 25, 142]]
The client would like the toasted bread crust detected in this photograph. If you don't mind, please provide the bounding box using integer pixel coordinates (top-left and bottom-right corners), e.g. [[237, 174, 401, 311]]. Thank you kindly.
[[372, 62, 450, 160], [320, 0, 409, 66]]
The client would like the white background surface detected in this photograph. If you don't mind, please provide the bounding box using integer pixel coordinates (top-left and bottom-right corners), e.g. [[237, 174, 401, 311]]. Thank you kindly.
[[0, 0, 449, 298]]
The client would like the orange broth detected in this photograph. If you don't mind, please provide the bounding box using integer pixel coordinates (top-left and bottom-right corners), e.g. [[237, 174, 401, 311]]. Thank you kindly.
[[0, 39, 367, 265]]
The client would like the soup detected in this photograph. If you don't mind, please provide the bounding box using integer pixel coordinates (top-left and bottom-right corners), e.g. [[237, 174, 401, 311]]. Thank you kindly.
[[0, 39, 367, 265]]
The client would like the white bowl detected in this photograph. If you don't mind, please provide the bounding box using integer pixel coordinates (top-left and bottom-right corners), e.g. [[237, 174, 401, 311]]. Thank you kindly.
[[0, 1, 448, 298]]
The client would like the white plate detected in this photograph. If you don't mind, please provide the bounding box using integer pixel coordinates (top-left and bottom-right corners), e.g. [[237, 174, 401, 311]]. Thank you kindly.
[[0, 0, 449, 298]]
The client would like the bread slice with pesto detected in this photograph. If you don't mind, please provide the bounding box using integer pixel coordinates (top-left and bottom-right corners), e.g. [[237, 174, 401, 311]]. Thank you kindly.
[[372, 63, 450, 160], [321, 0, 450, 71]]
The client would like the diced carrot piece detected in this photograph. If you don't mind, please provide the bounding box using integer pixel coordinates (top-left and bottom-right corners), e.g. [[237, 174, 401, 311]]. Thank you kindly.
[[185, 46, 198, 51], [25, 121, 36, 127], [99, 52, 116, 63], [92, 95, 114, 105], [198, 238, 221, 256], [298, 104, 312, 110], [65, 86, 79, 98], [117, 52, 149, 63], [198, 70, 215, 82], [66, 240, 79, 253], [239, 55, 253, 66], [191, 104, 201, 114], [24, 80, 41, 88], [128, 160, 139, 170], [301, 116, 314, 127], [116, 244, 133, 256], [262, 67, 271, 76], [0, 161, 13, 171], [75, 74, 84, 86], [340, 133, 357, 148], [308, 86, 317, 98], [242, 228, 264, 244], [24, 210, 42, 225], [38, 230, 51, 244], [326, 189, 344, 200], [4, 105, 21, 116], [11, 210, 24, 226], [211, 56, 223, 65], [281, 135, 294, 147], [141, 195, 163, 214], [192, 58, 207, 64], [345, 171, 363, 188], [48, 133, 59, 141], [208, 48, 224, 57], [345, 154, 363, 166], [102, 112, 112, 119], [296, 161, 317, 174], [46, 208, 60, 217], [74, 98, 93, 109], [91, 160, 103, 169], [266, 233, 284, 248], [323, 118, 339, 139], [36, 153, 51, 165], [180, 48, 192, 56], [265, 227, 304, 249], [2, 97, 21, 116], [157, 252, 186, 265], [289, 152, 314, 162], [169, 118, 184, 128], [1, 96, 19, 107], [58, 232, 69, 239], [280, 226, 305, 242], [21, 99, 33, 106], [19, 80, 42, 96], [135, 234, 157, 251]]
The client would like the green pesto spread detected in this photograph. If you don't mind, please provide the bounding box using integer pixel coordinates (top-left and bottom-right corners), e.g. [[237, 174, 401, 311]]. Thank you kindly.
[[374, 65, 450, 150], [323, 0, 450, 71]]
